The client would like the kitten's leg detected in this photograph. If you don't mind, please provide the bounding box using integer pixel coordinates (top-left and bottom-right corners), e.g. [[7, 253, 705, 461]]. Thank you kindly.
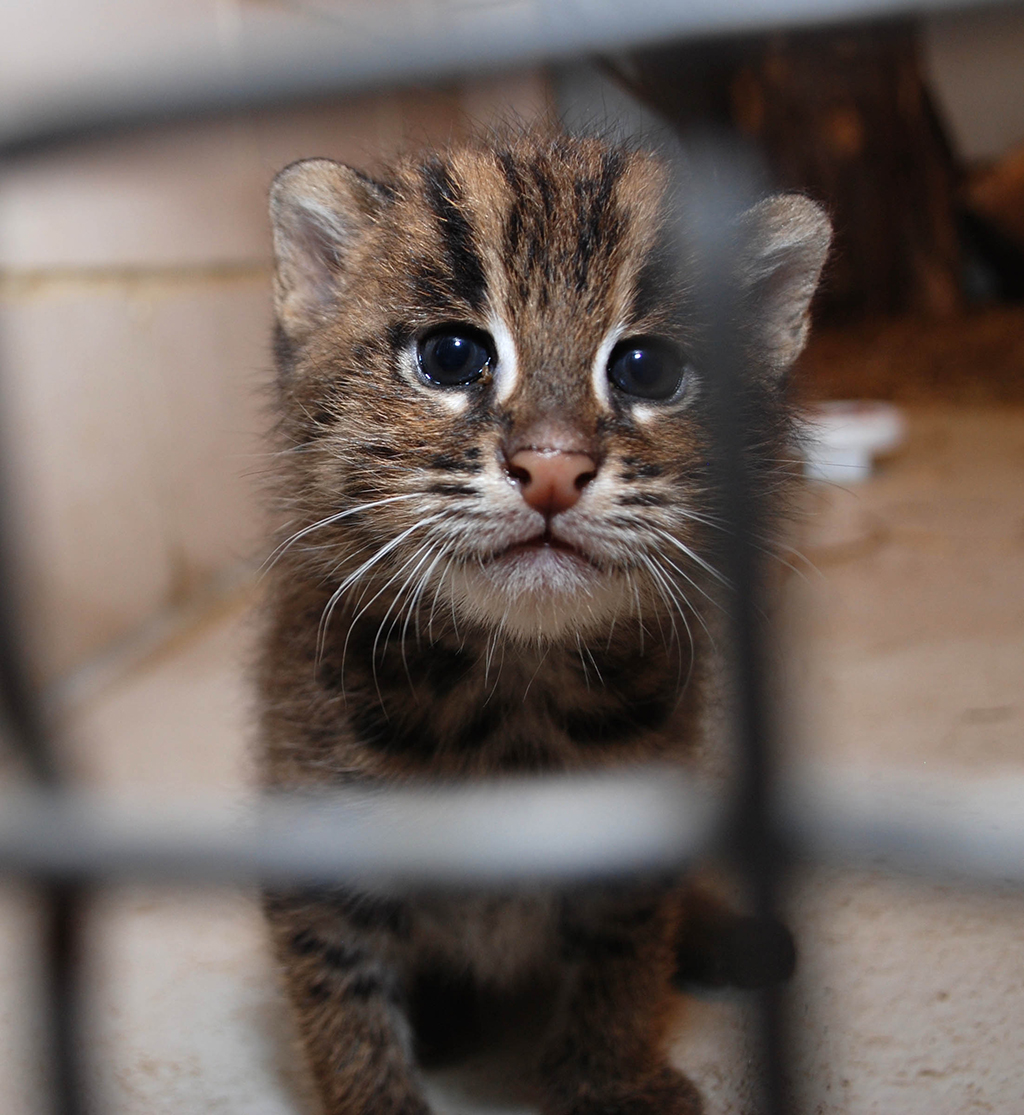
[[673, 884, 796, 990], [265, 890, 430, 1115], [540, 889, 703, 1115]]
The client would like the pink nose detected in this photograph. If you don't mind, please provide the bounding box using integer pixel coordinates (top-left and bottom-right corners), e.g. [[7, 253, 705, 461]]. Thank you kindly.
[[507, 449, 598, 515]]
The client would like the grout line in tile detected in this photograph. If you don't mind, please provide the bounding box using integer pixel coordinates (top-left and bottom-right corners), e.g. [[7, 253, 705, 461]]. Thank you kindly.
[[0, 262, 272, 300], [45, 560, 261, 718]]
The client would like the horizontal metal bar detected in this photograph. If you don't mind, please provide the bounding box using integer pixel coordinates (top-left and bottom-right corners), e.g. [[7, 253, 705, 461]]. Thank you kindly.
[[2, 0, 1020, 158], [1, 768, 1023, 890], [0, 769, 716, 888], [785, 769, 1024, 887]]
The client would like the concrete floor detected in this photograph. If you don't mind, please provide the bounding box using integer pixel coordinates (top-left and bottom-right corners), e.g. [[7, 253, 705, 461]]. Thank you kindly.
[[1, 404, 1022, 1114]]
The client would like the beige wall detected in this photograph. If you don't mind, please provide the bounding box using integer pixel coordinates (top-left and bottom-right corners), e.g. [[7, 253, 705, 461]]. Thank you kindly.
[[0, 67, 550, 689]]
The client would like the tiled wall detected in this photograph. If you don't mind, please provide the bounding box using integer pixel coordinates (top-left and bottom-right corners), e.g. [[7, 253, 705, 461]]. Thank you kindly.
[[0, 54, 549, 687]]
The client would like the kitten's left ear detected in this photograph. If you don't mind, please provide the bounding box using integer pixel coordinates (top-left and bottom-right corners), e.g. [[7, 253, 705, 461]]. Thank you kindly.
[[735, 195, 831, 372], [270, 158, 392, 341]]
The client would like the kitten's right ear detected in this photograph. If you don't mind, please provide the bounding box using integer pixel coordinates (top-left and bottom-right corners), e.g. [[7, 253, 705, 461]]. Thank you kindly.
[[734, 194, 832, 372], [269, 159, 390, 340]]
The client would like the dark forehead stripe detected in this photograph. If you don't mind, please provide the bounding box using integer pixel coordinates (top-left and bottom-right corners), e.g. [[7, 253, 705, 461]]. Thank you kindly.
[[497, 149, 548, 305], [572, 149, 626, 294], [420, 158, 488, 312], [530, 154, 557, 220], [497, 151, 523, 255], [496, 146, 628, 308]]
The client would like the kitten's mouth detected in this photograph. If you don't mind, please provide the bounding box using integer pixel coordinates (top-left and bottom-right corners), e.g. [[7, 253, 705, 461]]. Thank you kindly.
[[490, 531, 598, 568]]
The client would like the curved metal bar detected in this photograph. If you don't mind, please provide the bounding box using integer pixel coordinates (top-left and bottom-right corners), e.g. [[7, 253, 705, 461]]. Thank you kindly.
[[0, 770, 717, 888], [1, 771, 1024, 888], [1, 0, 1018, 158]]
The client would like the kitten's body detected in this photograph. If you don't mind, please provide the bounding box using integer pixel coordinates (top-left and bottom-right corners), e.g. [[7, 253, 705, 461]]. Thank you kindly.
[[260, 132, 829, 1115]]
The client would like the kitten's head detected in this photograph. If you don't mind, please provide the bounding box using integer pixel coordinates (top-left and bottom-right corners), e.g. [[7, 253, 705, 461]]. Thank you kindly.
[[268, 134, 829, 646]]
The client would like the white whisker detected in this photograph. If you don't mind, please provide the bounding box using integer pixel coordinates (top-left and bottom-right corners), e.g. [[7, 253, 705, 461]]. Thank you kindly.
[[653, 527, 731, 588], [402, 543, 451, 650], [645, 554, 701, 693], [263, 492, 423, 574], [318, 513, 443, 667], [377, 541, 445, 684]]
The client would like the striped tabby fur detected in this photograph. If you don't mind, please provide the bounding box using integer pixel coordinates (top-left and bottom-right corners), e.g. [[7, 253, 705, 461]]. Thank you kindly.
[[259, 131, 829, 1115]]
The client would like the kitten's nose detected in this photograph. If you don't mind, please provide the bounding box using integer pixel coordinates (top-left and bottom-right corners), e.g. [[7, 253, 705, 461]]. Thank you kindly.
[[506, 449, 598, 515]]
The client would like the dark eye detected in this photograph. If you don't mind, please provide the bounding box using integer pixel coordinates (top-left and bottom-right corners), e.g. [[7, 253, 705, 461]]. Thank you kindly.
[[417, 327, 493, 387], [607, 338, 687, 401]]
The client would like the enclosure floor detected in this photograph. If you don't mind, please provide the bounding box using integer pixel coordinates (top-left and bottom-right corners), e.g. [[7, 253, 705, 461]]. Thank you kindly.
[[1, 403, 1022, 1115]]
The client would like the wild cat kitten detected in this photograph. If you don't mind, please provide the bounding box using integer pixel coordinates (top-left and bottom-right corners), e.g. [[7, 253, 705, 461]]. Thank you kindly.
[[259, 132, 829, 1115]]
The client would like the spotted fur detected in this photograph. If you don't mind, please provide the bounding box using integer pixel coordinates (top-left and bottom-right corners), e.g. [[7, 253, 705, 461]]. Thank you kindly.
[[259, 131, 830, 1115]]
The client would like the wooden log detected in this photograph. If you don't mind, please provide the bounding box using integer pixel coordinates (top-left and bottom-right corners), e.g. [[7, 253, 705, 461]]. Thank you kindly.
[[967, 142, 1024, 250], [612, 23, 964, 321]]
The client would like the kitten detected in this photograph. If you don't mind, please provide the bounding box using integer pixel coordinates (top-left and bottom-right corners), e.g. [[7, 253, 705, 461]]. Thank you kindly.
[[259, 131, 829, 1115]]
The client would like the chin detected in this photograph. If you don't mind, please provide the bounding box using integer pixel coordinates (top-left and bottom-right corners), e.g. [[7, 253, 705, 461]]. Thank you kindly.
[[447, 545, 631, 644]]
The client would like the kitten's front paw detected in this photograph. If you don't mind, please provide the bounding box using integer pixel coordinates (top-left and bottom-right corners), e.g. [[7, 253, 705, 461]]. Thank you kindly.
[[674, 914, 796, 990], [551, 1068, 704, 1115]]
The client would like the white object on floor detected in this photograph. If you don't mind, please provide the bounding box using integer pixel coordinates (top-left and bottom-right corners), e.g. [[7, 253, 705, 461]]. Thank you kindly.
[[799, 400, 905, 482]]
